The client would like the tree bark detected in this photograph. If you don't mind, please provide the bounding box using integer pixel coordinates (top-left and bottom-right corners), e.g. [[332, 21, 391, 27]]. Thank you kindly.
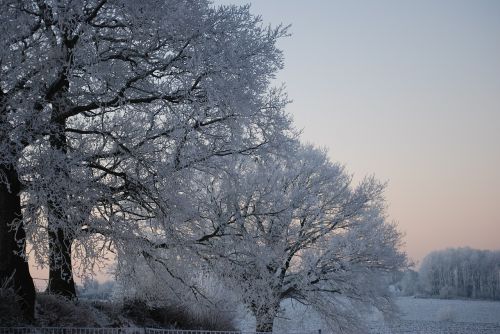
[[0, 164, 36, 320], [46, 227, 76, 298], [46, 116, 76, 299], [254, 304, 278, 332]]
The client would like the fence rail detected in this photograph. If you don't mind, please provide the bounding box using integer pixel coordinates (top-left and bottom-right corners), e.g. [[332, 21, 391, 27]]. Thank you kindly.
[[0, 328, 320, 334], [0, 329, 131, 334]]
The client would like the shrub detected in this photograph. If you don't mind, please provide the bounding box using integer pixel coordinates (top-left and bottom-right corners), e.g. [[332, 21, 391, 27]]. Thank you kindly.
[[120, 299, 236, 330], [36, 293, 98, 326], [0, 286, 23, 326], [156, 304, 236, 331]]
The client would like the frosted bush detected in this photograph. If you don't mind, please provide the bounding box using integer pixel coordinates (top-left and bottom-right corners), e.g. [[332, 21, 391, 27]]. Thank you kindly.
[[37, 294, 98, 326]]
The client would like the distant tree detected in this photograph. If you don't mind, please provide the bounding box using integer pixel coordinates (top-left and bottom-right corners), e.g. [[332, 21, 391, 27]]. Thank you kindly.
[[78, 279, 115, 300], [190, 146, 407, 332], [419, 248, 500, 300]]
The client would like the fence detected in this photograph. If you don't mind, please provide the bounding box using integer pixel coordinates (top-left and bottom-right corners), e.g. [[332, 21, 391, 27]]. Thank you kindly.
[[0, 329, 320, 334]]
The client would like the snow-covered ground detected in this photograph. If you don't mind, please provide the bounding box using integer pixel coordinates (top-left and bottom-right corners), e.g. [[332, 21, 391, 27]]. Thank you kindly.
[[235, 297, 500, 333], [394, 296, 500, 324], [369, 297, 500, 334]]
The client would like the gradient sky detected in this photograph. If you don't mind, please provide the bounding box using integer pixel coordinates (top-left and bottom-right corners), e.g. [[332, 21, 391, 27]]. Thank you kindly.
[[214, 0, 500, 264]]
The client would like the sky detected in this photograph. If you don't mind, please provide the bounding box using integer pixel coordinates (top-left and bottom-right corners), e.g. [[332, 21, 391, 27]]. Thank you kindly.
[[214, 0, 500, 264]]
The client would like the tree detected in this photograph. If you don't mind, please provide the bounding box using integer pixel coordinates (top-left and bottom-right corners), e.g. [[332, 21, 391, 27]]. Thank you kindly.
[[190, 146, 407, 332], [1, 0, 292, 307], [419, 248, 500, 300], [0, 164, 36, 320], [0, 0, 46, 318]]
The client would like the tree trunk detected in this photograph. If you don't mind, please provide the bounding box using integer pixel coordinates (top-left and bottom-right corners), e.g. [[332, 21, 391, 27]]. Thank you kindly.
[[46, 227, 76, 298], [254, 304, 278, 332], [0, 164, 36, 320], [46, 117, 76, 299], [45, 111, 76, 299]]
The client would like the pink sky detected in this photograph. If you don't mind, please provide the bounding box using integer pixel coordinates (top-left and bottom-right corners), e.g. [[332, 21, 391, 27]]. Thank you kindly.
[[215, 0, 500, 264]]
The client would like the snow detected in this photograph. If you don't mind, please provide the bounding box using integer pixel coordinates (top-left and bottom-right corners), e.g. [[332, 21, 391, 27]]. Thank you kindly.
[[394, 297, 500, 324], [368, 297, 500, 333], [236, 297, 500, 333], [369, 320, 500, 334]]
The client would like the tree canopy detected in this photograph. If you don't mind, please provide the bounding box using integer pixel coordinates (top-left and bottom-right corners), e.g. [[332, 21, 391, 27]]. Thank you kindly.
[[188, 146, 406, 332]]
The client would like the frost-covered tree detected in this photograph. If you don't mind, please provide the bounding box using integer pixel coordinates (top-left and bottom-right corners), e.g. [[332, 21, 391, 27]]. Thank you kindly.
[[189, 146, 407, 332], [0, 0, 44, 318], [1, 0, 292, 311], [419, 248, 500, 300]]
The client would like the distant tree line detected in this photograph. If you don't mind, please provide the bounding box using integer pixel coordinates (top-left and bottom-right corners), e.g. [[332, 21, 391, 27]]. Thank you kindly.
[[396, 248, 500, 300]]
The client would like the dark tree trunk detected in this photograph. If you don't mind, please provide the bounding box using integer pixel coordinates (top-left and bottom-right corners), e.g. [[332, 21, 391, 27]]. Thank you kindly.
[[0, 164, 36, 320], [46, 227, 76, 298], [256, 317, 274, 333], [46, 115, 76, 299], [254, 304, 279, 332]]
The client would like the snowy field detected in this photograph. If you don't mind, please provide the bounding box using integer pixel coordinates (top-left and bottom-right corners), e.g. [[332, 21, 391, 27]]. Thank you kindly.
[[236, 297, 500, 333], [368, 297, 500, 334], [393, 297, 500, 324]]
